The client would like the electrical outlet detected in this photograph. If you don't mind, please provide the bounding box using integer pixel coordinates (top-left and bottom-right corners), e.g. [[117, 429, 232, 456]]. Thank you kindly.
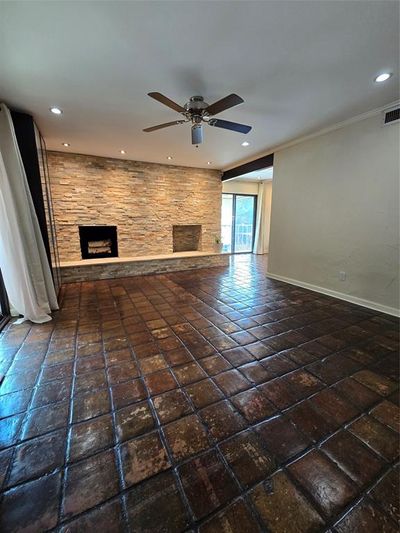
[[339, 271, 346, 281]]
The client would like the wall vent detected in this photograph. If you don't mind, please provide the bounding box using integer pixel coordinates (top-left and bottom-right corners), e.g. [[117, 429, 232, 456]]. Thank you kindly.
[[382, 106, 400, 126]]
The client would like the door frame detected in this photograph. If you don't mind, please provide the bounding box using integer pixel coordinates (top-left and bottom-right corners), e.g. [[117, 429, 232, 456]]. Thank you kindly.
[[222, 193, 258, 254], [0, 270, 10, 331]]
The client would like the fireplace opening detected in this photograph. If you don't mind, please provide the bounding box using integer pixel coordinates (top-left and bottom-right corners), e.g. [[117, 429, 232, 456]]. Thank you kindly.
[[173, 225, 202, 252], [79, 226, 118, 259]]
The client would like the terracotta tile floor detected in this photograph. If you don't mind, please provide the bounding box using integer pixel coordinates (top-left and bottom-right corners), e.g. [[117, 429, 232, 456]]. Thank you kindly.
[[0, 254, 399, 532]]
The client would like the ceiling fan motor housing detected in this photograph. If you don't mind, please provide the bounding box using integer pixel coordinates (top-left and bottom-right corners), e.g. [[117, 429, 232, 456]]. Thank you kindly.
[[184, 96, 209, 114]]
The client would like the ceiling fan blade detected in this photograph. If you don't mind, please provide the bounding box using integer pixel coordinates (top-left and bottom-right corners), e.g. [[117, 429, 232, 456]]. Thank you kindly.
[[205, 94, 244, 116], [148, 92, 185, 113], [143, 120, 186, 132], [208, 118, 252, 134]]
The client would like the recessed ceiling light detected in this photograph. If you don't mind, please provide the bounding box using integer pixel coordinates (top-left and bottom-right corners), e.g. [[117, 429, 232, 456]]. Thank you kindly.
[[62, 143, 70, 147], [167, 156, 173, 160], [120, 150, 126, 154], [241, 141, 250, 147], [374, 73, 392, 83], [50, 107, 62, 115], [207, 161, 212, 165]]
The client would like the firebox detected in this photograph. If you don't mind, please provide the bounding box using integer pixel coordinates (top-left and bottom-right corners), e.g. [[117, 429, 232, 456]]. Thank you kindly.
[[79, 226, 118, 259], [172, 225, 202, 252]]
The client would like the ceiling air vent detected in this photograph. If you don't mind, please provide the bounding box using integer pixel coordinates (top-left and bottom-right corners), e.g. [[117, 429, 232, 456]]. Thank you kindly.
[[382, 106, 400, 126]]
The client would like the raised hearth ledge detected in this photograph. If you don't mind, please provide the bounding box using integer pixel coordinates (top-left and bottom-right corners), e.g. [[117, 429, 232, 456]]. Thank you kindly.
[[59, 251, 230, 283]]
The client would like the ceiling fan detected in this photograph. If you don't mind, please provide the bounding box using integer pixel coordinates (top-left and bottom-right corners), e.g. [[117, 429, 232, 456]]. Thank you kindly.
[[143, 92, 252, 145]]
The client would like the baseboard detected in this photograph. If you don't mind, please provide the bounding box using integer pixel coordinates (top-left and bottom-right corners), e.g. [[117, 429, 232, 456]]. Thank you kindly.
[[266, 272, 400, 317]]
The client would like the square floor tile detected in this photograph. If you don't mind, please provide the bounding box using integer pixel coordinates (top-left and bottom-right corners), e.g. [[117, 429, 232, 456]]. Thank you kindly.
[[115, 400, 155, 442], [220, 430, 275, 488], [258, 378, 299, 410], [282, 370, 324, 400], [164, 347, 193, 367], [185, 379, 223, 409], [72, 389, 110, 423], [231, 388, 276, 423], [69, 414, 114, 462], [370, 401, 400, 433], [250, 471, 324, 532], [111, 379, 147, 409], [199, 400, 247, 441], [74, 369, 107, 395], [63, 449, 119, 518], [333, 498, 397, 532], [257, 415, 311, 462], [125, 471, 189, 531], [7, 429, 65, 487], [106, 361, 139, 385], [334, 377, 380, 410], [199, 354, 232, 376], [222, 347, 255, 367], [348, 415, 399, 462], [309, 388, 358, 427], [152, 389, 193, 424], [119, 431, 170, 488], [321, 430, 384, 487], [0, 414, 23, 449], [173, 362, 207, 386], [199, 499, 261, 533], [238, 361, 272, 385], [214, 369, 251, 397], [286, 401, 337, 443], [353, 370, 397, 397], [139, 354, 168, 375], [59, 499, 125, 532], [179, 450, 239, 520], [369, 467, 399, 523], [0, 472, 61, 532], [163, 414, 210, 462], [32, 378, 71, 408], [288, 449, 358, 519], [144, 369, 177, 395]]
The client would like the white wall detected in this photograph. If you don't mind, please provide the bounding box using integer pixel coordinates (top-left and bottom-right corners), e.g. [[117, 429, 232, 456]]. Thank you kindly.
[[268, 112, 400, 314], [222, 180, 259, 195]]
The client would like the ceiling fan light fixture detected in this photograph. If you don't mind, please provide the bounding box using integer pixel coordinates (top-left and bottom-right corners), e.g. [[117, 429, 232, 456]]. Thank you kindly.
[[191, 124, 203, 145], [62, 142, 70, 147]]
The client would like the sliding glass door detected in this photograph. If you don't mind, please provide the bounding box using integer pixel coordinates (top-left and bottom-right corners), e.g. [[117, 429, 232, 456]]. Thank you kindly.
[[221, 193, 257, 253]]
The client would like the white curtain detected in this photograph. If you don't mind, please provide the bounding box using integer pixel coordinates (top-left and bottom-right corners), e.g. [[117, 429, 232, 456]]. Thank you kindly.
[[0, 103, 58, 323], [253, 181, 272, 254]]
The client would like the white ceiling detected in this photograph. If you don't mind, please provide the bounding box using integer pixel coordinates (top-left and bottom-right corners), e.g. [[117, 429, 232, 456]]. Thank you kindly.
[[231, 167, 274, 182], [0, 1, 398, 170]]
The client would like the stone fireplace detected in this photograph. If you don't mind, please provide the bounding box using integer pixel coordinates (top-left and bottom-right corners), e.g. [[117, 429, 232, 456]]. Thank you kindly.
[[79, 225, 118, 259], [173, 225, 202, 252], [47, 152, 222, 262]]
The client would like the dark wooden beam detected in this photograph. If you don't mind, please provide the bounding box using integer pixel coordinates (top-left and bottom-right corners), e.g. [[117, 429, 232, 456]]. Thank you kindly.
[[221, 153, 274, 181]]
